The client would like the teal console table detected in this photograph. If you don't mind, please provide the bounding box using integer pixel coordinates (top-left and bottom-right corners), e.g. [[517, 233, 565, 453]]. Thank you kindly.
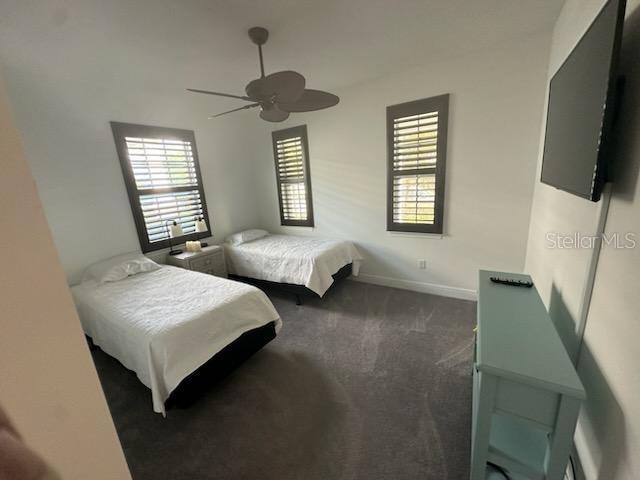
[[471, 270, 586, 480]]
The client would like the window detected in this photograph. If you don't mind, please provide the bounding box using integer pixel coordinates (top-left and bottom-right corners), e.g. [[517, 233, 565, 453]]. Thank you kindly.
[[271, 125, 314, 227], [387, 94, 449, 234], [111, 122, 211, 253]]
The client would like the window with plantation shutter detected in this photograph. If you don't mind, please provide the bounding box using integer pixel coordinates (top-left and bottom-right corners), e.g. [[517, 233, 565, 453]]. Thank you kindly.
[[387, 94, 449, 234], [111, 122, 211, 253], [272, 125, 314, 227]]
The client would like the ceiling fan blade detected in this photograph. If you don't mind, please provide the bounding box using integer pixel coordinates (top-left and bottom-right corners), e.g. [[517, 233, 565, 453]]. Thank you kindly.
[[279, 89, 340, 112], [245, 71, 305, 103], [259, 105, 290, 122], [208, 103, 260, 119], [187, 88, 255, 102]]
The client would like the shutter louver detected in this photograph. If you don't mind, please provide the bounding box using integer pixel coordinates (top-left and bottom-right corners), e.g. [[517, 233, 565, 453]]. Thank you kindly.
[[387, 95, 449, 234], [392, 174, 436, 224], [272, 125, 314, 226]]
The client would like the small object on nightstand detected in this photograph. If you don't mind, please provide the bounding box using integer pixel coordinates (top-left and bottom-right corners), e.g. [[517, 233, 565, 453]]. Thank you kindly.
[[185, 241, 202, 252], [167, 220, 184, 256], [166, 245, 227, 278], [194, 216, 209, 247]]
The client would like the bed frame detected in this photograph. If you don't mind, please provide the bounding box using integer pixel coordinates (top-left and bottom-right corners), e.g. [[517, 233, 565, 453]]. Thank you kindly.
[[165, 321, 277, 409], [88, 321, 278, 410], [228, 263, 353, 305]]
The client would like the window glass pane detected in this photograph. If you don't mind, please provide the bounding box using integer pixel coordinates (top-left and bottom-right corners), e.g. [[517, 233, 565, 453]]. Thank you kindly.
[[392, 174, 436, 224], [280, 182, 307, 221], [387, 95, 448, 233], [125, 136, 198, 190], [112, 122, 210, 252], [139, 190, 204, 243], [391, 111, 438, 225], [392, 112, 439, 171], [272, 126, 314, 226]]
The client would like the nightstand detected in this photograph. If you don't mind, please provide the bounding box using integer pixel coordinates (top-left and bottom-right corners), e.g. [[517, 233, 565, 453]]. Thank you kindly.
[[165, 245, 227, 278]]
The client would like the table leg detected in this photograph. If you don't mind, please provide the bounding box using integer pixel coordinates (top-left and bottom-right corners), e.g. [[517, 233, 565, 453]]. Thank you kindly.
[[545, 395, 581, 480], [470, 370, 497, 480]]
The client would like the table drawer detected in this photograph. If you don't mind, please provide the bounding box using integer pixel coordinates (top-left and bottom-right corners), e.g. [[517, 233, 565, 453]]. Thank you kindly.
[[495, 378, 558, 429]]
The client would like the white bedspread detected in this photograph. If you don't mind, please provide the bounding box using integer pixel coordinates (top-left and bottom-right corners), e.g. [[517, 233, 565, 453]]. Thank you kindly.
[[224, 235, 362, 296], [71, 266, 281, 415]]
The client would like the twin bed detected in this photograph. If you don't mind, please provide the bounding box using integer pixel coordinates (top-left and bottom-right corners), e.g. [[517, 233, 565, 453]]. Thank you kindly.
[[73, 263, 280, 415], [224, 231, 362, 303], [72, 232, 361, 414]]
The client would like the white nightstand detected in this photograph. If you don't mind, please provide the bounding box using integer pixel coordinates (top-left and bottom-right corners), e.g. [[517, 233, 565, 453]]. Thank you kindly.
[[165, 245, 227, 278]]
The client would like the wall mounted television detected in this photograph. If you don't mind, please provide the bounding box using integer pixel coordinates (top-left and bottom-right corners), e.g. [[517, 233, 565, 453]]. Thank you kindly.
[[540, 0, 626, 202]]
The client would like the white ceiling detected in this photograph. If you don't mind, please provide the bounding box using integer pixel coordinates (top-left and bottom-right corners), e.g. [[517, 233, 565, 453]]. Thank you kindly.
[[0, 0, 563, 107]]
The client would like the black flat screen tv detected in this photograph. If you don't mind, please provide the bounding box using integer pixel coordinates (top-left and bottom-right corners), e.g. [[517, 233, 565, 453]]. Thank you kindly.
[[540, 0, 626, 202]]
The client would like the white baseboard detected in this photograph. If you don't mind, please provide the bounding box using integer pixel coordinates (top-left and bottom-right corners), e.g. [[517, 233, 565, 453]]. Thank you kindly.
[[351, 273, 477, 301]]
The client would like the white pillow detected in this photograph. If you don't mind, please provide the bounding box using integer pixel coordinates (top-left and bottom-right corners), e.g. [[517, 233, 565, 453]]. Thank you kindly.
[[225, 229, 269, 246], [82, 252, 160, 284]]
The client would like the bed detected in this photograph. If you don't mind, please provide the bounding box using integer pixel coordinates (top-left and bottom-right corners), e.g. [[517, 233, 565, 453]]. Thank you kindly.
[[71, 254, 281, 415], [224, 231, 362, 304]]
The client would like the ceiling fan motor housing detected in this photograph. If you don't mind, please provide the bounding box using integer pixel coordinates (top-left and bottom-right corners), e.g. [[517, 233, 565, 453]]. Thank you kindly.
[[248, 27, 269, 46]]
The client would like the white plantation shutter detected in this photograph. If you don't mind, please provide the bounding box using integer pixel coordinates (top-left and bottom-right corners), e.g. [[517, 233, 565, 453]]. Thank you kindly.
[[387, 95, 449, 233], [276, 136, 307, 221], [272, 125, 314, 226], [391, 112, 438, 225], [111, 123, 211, 252], [139, 190, 204, 242], [392, 173, 436, 224], [126, 137, 198, 190]]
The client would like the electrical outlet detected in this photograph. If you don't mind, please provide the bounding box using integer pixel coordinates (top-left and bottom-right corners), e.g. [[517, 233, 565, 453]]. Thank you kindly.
[[418, 259, 427, 269]]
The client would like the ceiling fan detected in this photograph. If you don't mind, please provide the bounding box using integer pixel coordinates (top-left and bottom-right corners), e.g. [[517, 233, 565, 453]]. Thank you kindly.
[[187, 27, 340, 122]]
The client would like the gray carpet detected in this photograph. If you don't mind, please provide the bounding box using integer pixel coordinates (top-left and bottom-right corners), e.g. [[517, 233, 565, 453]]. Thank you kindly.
[[92, 279, 477, 480]]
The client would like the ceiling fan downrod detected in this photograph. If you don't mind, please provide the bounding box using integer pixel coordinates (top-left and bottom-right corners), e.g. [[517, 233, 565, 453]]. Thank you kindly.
[[248, 27, 269, 78]]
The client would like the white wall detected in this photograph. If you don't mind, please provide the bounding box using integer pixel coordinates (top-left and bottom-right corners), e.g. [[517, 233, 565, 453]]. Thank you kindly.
[[0, 3, 263, 285], [523, 0, 617, 367], [0, 1, 555, 296], [524, 0, 640, 478], [0, 73, 131, 480], [1, 78, 260, 284], [250, 33, 552, 298]]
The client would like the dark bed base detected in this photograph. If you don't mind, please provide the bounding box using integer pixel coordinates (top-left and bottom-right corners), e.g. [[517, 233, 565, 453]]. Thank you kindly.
[[89, 322, 277, 411], [165, 321, 277, 409], [228, 262, 353, 305]]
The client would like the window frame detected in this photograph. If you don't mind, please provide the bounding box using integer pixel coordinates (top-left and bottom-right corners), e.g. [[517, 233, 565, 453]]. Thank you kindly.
[[386, 94, 449, 234], [110, 121, 212, 253], [271, 124, 315, 227]]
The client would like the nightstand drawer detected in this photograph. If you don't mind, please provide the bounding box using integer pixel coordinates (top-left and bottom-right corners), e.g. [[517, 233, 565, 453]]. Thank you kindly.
[[189, 253, 227, 278], [165, 245, 227, 278], [190, 256, 214, 272], [210, 253, 227, 278]]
